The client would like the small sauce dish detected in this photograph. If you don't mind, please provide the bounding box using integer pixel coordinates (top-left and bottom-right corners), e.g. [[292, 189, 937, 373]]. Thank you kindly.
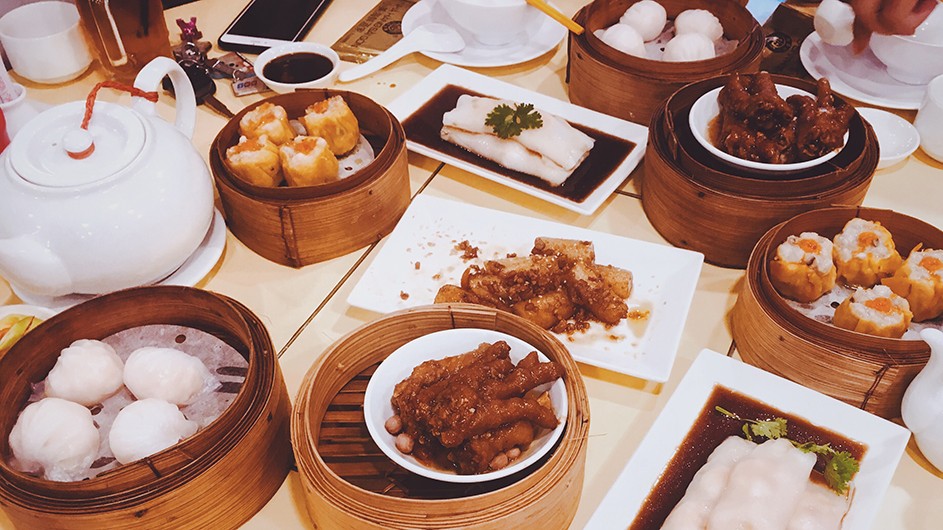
[[857, 107, 920, 169], [255, 42, 340, 93]]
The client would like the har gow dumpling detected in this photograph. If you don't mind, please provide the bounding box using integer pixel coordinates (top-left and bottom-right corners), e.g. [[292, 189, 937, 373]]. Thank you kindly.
[[600, 23, 648, 59], [44, 339, 124, 406], [663, 33, 716, 62], [9, 397, 100, 482], [620, 0, 667, 42], [124, 347, 218, 405], [109, 398, 198, 465], [674, 9, 725, 42]]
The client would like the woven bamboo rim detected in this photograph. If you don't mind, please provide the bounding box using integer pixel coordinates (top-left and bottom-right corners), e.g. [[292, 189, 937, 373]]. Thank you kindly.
[[641, 86, 877, 268], [291, 304, 590, 530], [210, 90, 411, 268], [0, 286, 292, 529], [732, 207, 942, 418], [662, 74, 872, 193], [567, 0, 763, 123]]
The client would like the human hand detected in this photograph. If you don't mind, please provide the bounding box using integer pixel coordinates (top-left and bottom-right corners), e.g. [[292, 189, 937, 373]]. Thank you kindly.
[[850, 0, 938, 52]]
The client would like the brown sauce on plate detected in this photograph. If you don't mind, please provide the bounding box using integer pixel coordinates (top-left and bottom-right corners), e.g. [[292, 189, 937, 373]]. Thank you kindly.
[[401, 85, 636, 203], [629, 385, 867, 530], [262, 52, 334, 84]]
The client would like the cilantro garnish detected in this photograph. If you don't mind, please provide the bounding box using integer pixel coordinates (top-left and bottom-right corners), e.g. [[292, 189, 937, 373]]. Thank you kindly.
[[485, 103, 543, 139], [715, 406, 787, 441]]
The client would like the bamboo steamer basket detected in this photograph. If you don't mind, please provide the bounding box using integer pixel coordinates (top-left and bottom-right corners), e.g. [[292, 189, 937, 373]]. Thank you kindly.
[[291, 304, 590, 530], [568, 0, 763, 124], [641, 74, 878, 269], [0, 286, 292, 529], [211, 90, 411, 267], [732, 207, 943, 419]]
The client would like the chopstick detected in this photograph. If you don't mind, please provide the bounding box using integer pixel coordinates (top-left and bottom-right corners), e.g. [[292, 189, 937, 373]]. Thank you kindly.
[[526, 0, 584, 35]]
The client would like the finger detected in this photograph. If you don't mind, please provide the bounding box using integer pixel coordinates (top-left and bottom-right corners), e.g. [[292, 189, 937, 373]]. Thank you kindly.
[[851, 0, 884, 34], [879, 0, 931, 34], [851, 17, 872, 53]]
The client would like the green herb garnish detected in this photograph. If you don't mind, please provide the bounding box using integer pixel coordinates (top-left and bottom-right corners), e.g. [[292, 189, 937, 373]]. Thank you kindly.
[[485, 103, 543, 139], [714, 406, 860, 495]]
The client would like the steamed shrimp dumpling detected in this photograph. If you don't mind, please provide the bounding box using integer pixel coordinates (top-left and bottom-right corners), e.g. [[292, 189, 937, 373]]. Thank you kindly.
[[9, 397, 100, 482], [663, 33, 716, 62], [620, 0, 667, 42], [674, 9, 725, 42], [109, 398, 198, 464], [44, 339, 124, 406], [124, 347, 218, 405], [600, 23, 648, 58]]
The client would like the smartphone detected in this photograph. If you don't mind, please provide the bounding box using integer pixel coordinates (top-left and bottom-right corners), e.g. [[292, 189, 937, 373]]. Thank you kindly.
[[218, 0, 333, 54]]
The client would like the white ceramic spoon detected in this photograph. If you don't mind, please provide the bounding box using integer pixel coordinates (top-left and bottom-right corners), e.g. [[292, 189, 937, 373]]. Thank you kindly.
[[337, 24, 465, 83]]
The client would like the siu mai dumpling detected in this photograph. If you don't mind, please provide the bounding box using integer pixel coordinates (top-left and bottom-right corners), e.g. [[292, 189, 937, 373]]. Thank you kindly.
[[301, 96, 360, 155], [882, 248, 943, 322], [225, 135, 283, 187], [833, 218, 903, 287], [279, 136, 339, 187], [832, 285, 913, 338], [440, 95, 595, 186], [239, 102, 294, 145], [770, 232, 837, 302]]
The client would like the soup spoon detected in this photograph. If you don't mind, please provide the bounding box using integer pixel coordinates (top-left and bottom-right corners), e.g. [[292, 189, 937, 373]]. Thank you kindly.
[[337, 23, 465, 83]]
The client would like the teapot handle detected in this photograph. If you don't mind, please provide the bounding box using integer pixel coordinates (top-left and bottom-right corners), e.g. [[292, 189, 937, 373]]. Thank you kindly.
[[131, 57, 196, 139]]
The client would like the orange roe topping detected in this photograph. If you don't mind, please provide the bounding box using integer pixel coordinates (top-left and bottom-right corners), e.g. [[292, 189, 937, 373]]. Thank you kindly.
[[857, 231, 879, 250], [309, 99, 331, 114], [864, 297, 895, 314], [798, 238, 821, 254], [291, 137, 322, 155], [920, 256, 943, 273], [230, 138, 264, 154]]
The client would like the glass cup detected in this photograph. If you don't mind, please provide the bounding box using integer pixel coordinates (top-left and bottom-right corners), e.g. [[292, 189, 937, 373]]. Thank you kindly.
[[75, 0, 172, 82]]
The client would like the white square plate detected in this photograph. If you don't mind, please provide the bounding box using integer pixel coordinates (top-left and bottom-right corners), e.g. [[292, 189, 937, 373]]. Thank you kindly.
[[585, 349, 911, 530], [347, 195, 703, 382], [386, 64, 649, 215]]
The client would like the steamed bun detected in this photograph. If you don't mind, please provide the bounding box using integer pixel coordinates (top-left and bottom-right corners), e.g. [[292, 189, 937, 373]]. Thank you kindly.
[[124, 347, 218, 405], [620, 0, 667, 42], [44, 339, 124, 406], [600, 23, 648, 59], [663, 33, 716, 62], [9, 398, 100, 482], [674, 9, 725, 42], [109, 398, 198, 464]]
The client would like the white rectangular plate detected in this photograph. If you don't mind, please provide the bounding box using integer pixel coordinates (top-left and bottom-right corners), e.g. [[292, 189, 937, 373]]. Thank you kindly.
[[347, 195, 703, 382], [386, 64, 649, 215], [585, 349, 911, 530]]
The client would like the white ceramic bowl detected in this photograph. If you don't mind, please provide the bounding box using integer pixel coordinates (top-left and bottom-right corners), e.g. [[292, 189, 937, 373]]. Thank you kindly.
[[438, 0, 540, 47], [254, 42, 339, 94], [870, 5, 943, 86], [857, 107, 920, 169], [362, 328, 568, 483], [689, 84, 847, 172]]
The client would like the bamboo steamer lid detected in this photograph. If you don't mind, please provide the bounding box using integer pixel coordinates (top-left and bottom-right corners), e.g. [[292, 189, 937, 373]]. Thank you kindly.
[[568, 0, 763, 124], [732, 207, 943, 418], [211, 90, 411, 268], [291, 304, 590, 529], [0, 286, 292, 529], [641, 74, 878, 268]]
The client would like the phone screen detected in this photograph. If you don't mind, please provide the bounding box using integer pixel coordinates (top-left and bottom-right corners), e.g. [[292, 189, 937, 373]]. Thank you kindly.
[[227, 0, 329, 40]]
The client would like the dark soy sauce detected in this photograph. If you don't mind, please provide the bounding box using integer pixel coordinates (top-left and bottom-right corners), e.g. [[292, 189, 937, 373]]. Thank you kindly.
[[401, 85, 636, 203], [263, 52, 334, 84], [629, 385, 867, 530]]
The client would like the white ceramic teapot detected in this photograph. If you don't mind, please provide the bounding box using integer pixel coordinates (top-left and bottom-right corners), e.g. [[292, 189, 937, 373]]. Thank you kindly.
[[0, 57, 214, 298], [901, 328, 943, 471]]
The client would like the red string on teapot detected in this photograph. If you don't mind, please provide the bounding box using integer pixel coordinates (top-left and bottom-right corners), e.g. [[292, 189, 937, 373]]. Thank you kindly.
[[69, 82, 159, 160]]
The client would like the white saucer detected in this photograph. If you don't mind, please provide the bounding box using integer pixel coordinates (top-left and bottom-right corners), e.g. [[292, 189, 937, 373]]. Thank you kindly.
[[401, 0, 567, 68], [11, 209, 227, 313], [800, 32, 925, 110], [857, 107, 920, 169]]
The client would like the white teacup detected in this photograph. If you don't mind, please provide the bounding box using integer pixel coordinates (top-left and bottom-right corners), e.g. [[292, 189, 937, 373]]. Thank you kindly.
[[0, 1, 92, 84], [438, 0, 540, 47], [914, 75, 943, 163]]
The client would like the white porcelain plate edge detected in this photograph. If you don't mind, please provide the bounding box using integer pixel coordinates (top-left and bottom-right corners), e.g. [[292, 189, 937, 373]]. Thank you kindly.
[[856, 107, 920, 168], [386, 64, 649, 215], [584, 349, 911, 530], [346, 195, 704, 382], [362, 328, 568, 483]]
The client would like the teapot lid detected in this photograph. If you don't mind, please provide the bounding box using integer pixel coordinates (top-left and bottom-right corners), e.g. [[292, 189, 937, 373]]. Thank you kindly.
[[9, 101, 146, 188]]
